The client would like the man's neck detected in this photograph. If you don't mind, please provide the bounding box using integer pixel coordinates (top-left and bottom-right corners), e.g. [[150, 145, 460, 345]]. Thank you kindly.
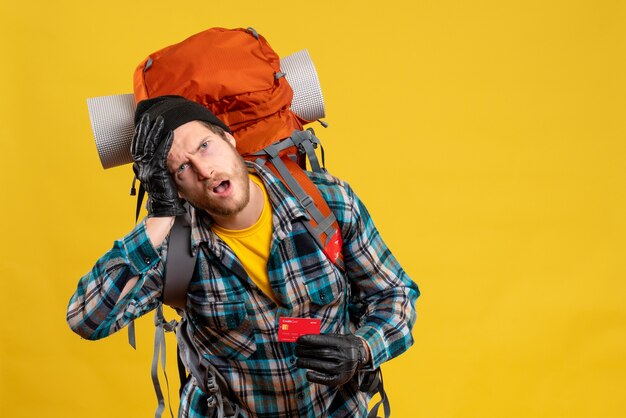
[[211, 177, 264, 230]]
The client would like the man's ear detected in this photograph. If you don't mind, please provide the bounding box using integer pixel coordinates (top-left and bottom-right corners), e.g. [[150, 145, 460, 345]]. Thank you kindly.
[[225, 132, 236, 147]]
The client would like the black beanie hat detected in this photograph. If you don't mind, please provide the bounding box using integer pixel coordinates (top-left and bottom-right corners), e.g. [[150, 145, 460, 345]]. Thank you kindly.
[[134, 95, 231, 134]]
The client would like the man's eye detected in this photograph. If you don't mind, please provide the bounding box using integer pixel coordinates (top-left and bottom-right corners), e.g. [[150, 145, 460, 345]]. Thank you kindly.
[[178, 163, 188, 173], [200, 142, 208, 149]]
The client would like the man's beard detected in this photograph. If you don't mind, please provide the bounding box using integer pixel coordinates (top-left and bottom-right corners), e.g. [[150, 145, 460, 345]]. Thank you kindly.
[[185, 149, 251, 218]]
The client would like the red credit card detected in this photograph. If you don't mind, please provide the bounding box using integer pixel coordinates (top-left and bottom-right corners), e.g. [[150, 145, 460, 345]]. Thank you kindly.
[[278, 317, 321, 342]]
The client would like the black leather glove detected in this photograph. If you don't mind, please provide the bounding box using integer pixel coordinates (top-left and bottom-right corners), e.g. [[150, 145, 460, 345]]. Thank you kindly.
[[295, 334, 368, 387], [130, 113, 186, 217]]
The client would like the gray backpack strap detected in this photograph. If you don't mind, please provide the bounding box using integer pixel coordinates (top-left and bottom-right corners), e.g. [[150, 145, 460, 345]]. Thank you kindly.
[[361, 368, 391, 418], [252, 129, 325, 173], [151, 309, 242, 418], [178, 319, 240, 418], [257, 142, 338, 244], [150, 210, 241, 417], [351, 298, 391, 418], [150, 209, 200, 417], [289, 130, 324, 173], [163, 211, 195, 309], [152, 304, 178, 418]]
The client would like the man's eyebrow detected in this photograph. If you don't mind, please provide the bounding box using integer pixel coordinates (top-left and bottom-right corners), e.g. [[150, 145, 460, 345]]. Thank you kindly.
[[169, 135, 213, 174]]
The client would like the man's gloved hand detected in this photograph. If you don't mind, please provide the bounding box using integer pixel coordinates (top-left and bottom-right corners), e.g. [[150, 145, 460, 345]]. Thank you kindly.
[[295, 334, 368, 387], [131, 114, 186, 217]]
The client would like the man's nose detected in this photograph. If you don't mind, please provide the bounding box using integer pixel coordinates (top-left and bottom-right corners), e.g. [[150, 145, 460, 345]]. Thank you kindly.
[[191, 159, 214, 180]]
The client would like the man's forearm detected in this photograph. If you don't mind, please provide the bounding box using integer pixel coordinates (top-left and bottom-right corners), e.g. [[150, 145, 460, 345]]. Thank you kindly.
[[67, 219, 169, 339], [145, 216, 176, 247]]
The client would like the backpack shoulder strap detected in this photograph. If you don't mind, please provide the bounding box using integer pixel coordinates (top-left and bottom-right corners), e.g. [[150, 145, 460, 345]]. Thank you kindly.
[[251, 130, 344, 270], [162, 211, 195, 309], [150, 213, 195, 417]]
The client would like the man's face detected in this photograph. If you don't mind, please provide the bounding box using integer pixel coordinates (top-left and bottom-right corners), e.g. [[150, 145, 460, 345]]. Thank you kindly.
[[167, 120, 250, 218]]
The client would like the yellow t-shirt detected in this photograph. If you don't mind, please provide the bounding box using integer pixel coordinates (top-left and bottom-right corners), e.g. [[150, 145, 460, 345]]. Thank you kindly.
[[211, 174, 277, 303]]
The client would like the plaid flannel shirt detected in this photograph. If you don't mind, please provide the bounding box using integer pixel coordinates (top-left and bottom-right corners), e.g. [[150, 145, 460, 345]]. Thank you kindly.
[[67, 164, 419, 417]]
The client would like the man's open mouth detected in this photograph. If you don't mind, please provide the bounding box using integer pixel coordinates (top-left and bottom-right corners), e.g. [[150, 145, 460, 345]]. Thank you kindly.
[[213, 180, 230, 194]]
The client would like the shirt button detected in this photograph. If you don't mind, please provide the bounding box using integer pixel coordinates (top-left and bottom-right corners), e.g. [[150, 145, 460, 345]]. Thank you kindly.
[[320, 293, 326, 301], [297, 393, 304, 400], [144, 257, 151, 263], [290, 357, 296, 364]]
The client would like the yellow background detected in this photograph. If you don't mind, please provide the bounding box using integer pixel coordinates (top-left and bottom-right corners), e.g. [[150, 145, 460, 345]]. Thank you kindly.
[[1, 1, 625, 417]]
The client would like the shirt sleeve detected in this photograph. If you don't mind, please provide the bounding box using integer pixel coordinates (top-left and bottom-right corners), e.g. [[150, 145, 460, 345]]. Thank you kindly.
[[340, 183, 420, 370], [66, 220, 165, 340]]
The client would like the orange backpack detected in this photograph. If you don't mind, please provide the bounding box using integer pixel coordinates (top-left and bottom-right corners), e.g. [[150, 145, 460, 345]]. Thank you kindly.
[[134, 27, 305, 156]]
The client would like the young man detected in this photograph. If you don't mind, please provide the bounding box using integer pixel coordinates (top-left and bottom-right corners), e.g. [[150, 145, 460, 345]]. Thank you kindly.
[[67, 96, 420, 417]]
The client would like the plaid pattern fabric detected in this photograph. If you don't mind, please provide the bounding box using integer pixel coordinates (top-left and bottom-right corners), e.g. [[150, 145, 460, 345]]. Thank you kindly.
[[67, 164, 420, 417]]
